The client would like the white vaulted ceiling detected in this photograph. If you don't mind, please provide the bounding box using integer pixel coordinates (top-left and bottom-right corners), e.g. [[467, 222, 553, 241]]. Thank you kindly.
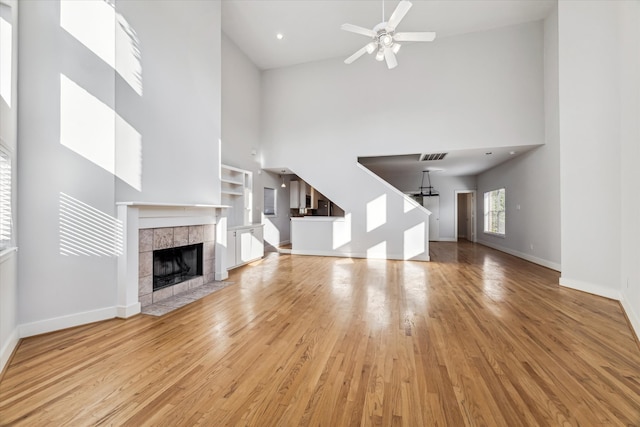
[[221, 0, 556, 70]]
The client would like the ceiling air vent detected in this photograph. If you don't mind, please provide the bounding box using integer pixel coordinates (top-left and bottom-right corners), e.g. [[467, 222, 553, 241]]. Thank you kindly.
[[420, 152, 447, 161]]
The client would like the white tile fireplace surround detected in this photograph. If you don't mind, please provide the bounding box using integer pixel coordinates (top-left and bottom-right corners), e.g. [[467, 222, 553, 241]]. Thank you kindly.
[[116, 202, 228, 318]]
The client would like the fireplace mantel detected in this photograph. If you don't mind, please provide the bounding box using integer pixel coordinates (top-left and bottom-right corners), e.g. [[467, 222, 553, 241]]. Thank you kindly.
[[116, 201, 229, 208], [116, 202, 229, 318]]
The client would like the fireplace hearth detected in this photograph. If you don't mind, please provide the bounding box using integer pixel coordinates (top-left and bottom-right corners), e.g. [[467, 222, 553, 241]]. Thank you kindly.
[[153, 243, 203, 291]]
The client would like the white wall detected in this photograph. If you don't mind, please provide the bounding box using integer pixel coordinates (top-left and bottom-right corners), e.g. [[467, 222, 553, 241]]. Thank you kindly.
[[0, 0, 18, 373], [17, 0, 222, 336], [365, 169, 477, 241], [115, 0, 221, 204], [618, 0, 640, 338], [18, 0, 118, 331], [558, 1, 624, 298], [476, 9, 560, 272], [221, 33, 264, 224], [262, 22, 545, 260], [222, 33, 291, 248], [261, 172, 291, 250]]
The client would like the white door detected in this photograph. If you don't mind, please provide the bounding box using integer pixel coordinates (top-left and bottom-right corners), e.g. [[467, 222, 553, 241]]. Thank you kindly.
[[423, 196, 440, 241]]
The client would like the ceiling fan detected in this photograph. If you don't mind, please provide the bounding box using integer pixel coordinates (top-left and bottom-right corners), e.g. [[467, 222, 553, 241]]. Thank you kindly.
[[408, 170, 439, 197], [341, 0, 436, 69]]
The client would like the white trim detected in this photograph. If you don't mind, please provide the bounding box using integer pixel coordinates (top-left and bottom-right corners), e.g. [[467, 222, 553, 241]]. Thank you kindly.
[[436, 237, 458, 242], [116, 303, 141, 319], [620, 292, 640, 340], [116, 202, 228, 208], [18, 306, 117, 338], [620, 292, 640, 342], [0, 327, 18, 374], [558, 277, 621, 301], [478, 240, 561, 271], [215, 270, 229, 281], [290, 249, 429, 262]]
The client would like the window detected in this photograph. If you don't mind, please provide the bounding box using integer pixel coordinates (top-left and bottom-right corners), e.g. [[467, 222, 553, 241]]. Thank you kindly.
[[0, 144, 13, 249], [264, 187, 276, 216], [484, 188, 505, 236]]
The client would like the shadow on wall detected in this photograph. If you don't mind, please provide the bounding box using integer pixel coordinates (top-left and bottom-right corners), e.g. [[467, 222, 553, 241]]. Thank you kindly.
[[57, 0, 143, 257]]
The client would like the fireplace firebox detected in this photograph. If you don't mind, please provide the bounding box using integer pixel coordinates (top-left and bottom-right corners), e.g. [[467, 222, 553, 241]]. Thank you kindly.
[[153, 243, 203, 291]]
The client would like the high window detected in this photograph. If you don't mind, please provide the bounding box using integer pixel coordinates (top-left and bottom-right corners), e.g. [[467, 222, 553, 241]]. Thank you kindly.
[[484, 188, 505, 236]]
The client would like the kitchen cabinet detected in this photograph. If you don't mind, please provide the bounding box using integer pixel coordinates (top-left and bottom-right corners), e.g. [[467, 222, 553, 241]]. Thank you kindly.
[[290, 179, 318, 210], [290, 181, 300, 208], [227, 225, 264, 270]]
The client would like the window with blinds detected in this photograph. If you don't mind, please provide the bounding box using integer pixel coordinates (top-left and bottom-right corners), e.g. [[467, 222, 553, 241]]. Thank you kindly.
[[0, 145, 12, 249]]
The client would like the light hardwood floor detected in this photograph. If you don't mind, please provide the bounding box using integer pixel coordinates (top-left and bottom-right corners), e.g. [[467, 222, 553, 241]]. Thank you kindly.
[[1, 242, 639, 426]]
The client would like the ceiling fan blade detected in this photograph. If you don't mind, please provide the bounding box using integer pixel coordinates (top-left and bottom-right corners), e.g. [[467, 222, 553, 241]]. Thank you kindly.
[[384, 47, 398, 69], [344, 45, 370, 64], [341, 23, 376, 38], [394, 32, 436, 42], [386, 0, 412, 32]]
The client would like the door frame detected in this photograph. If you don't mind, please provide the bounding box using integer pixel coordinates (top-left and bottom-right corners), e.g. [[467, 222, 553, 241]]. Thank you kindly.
[[454, 190, 477, 242]]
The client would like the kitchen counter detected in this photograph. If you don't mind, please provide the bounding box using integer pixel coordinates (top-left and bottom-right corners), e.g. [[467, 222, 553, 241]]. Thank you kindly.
[[290, 215, 352, 257], [290, 216, 345, 222]]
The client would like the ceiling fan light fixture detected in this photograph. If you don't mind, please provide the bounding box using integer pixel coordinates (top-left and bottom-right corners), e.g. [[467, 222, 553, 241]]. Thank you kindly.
[[366, 42, 377, 54], [341, 0, 436, 69], [381, 33, 393, 47]]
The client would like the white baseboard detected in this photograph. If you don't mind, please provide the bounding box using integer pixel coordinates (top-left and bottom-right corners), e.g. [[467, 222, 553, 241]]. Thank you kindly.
[[290, 249, 429, 262], [116, 303, 141, 319], [18, 306, 117, 338], [477, 240, 561, 271], [435, 237, 457, 242], [620, 292, 640, 341], [0, 328, 19, 374], [559, 277, 622, 301]]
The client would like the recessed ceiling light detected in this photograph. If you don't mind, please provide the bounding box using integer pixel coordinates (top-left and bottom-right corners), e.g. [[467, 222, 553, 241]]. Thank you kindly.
[[485, 152, 492, 155], [509, 151, 516, 155], [276, 33, 284, 40]]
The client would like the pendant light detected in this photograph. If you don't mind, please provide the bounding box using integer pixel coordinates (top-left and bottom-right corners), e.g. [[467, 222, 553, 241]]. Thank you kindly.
[[280, 170, 286, 188]]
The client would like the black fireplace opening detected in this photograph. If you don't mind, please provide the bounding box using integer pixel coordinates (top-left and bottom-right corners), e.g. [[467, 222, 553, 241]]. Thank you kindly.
[[153, 243, 203, 291]]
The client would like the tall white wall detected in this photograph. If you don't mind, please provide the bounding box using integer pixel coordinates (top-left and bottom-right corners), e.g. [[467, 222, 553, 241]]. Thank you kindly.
[[476, 8, 560, 271], [115, 0, 221, 204], [618, 1, 640, 337], [18, 0, 118, 332], [0, 0, 19, 372], [262, 22, 545, 260], [558, 1, 624, 299], [221, 33, 263, 225], [222, 34, 291, 248], [17, 0, 222, 336]]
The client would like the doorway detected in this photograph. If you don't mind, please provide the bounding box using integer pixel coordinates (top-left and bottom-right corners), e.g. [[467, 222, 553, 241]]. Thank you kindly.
[[455, 190, 476, 242]]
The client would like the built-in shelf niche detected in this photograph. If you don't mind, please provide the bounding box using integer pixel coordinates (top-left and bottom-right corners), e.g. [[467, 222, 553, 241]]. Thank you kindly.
[[221, 164, 252, 227]]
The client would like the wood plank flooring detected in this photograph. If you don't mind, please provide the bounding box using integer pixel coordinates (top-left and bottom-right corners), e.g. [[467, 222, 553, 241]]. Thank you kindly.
[[1, 242, 639, 426]]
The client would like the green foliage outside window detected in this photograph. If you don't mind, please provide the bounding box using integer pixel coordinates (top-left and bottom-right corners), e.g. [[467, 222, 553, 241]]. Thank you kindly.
[[483, 188, 505, 236]]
